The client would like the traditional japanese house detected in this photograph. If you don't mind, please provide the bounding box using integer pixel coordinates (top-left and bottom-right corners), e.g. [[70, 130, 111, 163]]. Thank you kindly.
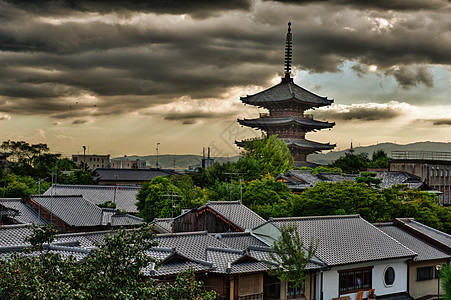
[[237, 22, 335, 166]]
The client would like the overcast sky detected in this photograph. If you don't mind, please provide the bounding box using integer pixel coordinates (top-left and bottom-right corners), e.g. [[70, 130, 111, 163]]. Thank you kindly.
[[0, 0, 450, 159]]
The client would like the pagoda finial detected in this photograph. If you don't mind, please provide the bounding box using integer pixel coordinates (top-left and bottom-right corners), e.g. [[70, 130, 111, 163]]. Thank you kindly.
[[283, 21, 292, 82]]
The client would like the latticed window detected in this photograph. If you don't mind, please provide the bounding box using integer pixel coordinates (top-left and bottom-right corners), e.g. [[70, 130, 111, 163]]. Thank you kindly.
[[417, 266, 434, 281], [339, 267, 372, 294], [287, 282, 304, 299]]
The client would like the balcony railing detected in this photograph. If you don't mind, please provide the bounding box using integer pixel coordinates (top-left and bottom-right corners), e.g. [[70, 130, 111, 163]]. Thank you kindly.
[[391, 151, 451, 161]]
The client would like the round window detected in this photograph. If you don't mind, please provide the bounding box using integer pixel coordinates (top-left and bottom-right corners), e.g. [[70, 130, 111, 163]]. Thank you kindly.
[[384, 266, 395, 286]]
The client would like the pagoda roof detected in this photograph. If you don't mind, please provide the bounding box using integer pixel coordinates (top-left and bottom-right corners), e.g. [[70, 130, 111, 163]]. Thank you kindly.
[[238, 117, 334, 129], [240, 79, 333, 108], [283, 138, 335, 152]]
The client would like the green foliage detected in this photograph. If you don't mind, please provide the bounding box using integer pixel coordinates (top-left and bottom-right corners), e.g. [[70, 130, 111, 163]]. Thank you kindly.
[[137, 175, 207, 221], [243, 174, 293, 219], [267, 224, 317, 288], [355, 172, 382, 187], [328, 153, 371, 174], [370, 150, 390, 169], [0, 173, 51, 199], [98, 201, 117, 209], [59, 169, 93, 185], [291, 182, 451, 233], [25, 224, 57, 252], [242, 135, 295, 177], [0, 225, 216, 299], [292, 181, 389, 222], [440, 264, 451, 300]]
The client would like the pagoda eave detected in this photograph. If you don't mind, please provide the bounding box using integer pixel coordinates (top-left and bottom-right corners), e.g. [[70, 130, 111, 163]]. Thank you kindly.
[[240, 97, 332, 109], [237, 118, 335, 130]]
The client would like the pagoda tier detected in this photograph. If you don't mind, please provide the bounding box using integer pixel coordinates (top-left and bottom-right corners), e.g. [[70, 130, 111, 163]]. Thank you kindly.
[[238, 116, 334, 131], [240, 78, 333, 110]]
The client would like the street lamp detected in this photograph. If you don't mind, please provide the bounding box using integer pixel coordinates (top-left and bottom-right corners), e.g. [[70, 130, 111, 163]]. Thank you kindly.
[[82, 145, 86, 171], [436, 264, 442, 300], [156, 143, 160, 168]]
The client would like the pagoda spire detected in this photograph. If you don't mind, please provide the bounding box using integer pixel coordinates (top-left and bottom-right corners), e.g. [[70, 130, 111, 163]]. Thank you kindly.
[[283, 21, 292, 82]]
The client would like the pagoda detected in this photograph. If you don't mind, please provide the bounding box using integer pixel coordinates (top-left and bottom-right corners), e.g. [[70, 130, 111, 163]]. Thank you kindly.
[[237, 22, 335, 166]]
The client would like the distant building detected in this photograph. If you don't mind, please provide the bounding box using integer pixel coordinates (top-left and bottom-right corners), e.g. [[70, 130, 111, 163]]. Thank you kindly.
[[201, 147, 214, 169], [110, 156, 147, 169], [72, 154, 110, 171], [91, 168, 183, 185], [0, 152, 8, 168], [390, 151, 451, 206]]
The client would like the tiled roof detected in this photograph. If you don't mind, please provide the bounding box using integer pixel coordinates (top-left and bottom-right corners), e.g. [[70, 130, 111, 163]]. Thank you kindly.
[[44, 184, 140, 213], [374, 172, 425, 189], [0, 224, 33, 247], [110, 214, 144, 226], [211, 232, 269, 250], [240, 81, 333, 108], [206, 247, 269, 274], [283, 138, 335, 151], [317, 173, 358, 182], [269, 215, 416, 266], [397, 218, 451, 248], [0, 244, 91, 261], [0, 198, 47, 225], [144, 250, 213, 277], [247, 246, 321, 270], [375, 222, 450, 262], [286, 170, 321, 186], [29, 195, 104, 227], [156, 231, 230, 261], [53, 230, 112, 248], [238, 117, 334, 129], [151, 218, 173, 233], [92, 168, 182, 182], [201, 201, 266, 231]]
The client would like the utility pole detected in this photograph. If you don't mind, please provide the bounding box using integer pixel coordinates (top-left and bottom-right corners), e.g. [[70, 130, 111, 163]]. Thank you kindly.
[[82, 145, 86, 171], [156, 143, 160, 168]]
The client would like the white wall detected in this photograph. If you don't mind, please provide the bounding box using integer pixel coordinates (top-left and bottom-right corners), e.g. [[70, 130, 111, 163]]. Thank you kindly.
[[316, 258, 408, 300]]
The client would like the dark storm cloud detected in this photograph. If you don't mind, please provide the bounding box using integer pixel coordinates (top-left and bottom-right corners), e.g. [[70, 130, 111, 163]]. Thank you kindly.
[[432, 119, 451, 126], [270, 0, 449, 11], [72, 119, 88, 124], [5, 0, 252, 18], [385, 65, 434, 89], [0, 0, 449, 121], [313, 104, 402, 121]]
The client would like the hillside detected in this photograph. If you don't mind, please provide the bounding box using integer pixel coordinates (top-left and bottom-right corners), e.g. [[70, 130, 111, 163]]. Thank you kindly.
[[114, 141, 451, 170], [308, 141, 451, 165]]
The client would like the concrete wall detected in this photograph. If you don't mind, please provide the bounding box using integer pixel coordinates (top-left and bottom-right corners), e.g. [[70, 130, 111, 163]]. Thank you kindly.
[[409, 260, 447, 299], [316, 259, 408, 300]]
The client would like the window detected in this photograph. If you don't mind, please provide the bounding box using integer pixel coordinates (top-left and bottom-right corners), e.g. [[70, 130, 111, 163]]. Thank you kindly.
[[384, 267, 395, 286], [417, 267, 434, 281], [73, 157, 78, 162], [287, 282, 304, 299], [339, 267, 372, 294]]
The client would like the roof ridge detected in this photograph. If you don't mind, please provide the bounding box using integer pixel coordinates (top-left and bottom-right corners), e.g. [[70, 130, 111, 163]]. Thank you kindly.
[[0, 223, 32, 229], [271, 214, 360, 221], [56, 230, 114, 238], [157, 230, 208, 237], [0, 198, 23, 201], [206, 247, 244, 254]]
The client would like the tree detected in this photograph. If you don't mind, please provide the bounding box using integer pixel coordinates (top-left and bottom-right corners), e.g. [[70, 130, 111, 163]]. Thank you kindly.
[[328, 153, 370, 174], [267, 223, 317, 289], [243, 174, 294, 219], [370, 150, 390, 169], [242, 135, 295, 177], [0, 225, 217, 299], [356, 172, 382, 187], [440, 264, 451, 300]]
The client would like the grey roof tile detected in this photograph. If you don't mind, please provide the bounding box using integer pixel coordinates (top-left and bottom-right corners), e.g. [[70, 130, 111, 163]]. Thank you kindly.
[[151, 218, 173, 233], [240, 81, 333, 108], [0, 244, 91, 261], [54, 230, 112, 248], [0, 224, 33, 247], [0, 198, 47, 225], [270, 215, 416, 266], [44, 184, 140, 213], [156, 231, 231, 261], [110, 214, 144, 226], [286, 170, 321, 186], [202, 201, 266, 230], [398, 218, 451, 248], [29, 195, 104, 227], [92, 168, 182, 182], [211, 232, 268, 250], [376, 223, 450, 261]]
